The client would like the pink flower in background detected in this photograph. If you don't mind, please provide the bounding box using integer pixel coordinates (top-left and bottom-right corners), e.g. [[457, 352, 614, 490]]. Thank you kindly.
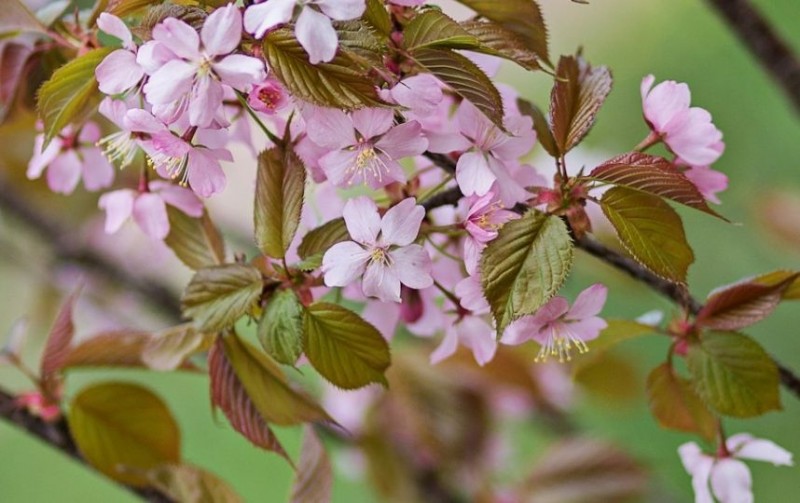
[[247, 78, 289, 115], [99, 181, 203, 240], [142, 5, 266, 128], [322, 197, 433, 303], [641, 75, 724, 167], [503, 284, 608, 362], [679, 434, 793, 503], [460, 191, 517, 275], [27, 122, 114, 194], [95, 13, 145, 95], [244, 0, 365, 64]]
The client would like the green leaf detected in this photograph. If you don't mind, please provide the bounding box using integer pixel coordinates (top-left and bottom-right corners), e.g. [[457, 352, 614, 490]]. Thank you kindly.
[[404, 10, 479, 51], [297, 218, 350, 263], [142, 324, 215, 371], [258, 289, 304, 366], [412, 47, 504, 129], [144, 464, 244, 503], [460, 20, 541, 71], [290, 426, 333, 503], [255, 146, 306, 259], [517, 97, 557, 157], [571, 319, 654, 374], [222, 333, 333, 426], [687, 331, 781, 417], [263, 28, 385, 109], [0, 0, 47, 37], [455, 0, 549, 65], [549, 54, 612, 154], [752, 270, 800, 300], [36, 47, 112, 148], [89, 0, 163, 26], [334, 20, 386, 69], [601, 186, 694, 283], [181, 264, 263, 332], [164, 207, 226, 271], [303, 302, 391, 389], [480, 211, 573, 332], [589, 152, 726, 219], [363, 0, 392, 36], [69, 382, 181, 486], [646, 363, 716, 441]]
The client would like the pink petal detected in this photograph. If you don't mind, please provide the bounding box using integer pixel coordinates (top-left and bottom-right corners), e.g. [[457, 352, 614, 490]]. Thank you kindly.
[[136, 40, 176, 74], [462, 237, 483, 276], [186, 148, 227, 197], [455, 275, 489, 314], [152, 17, 201, 61], [78, 122, 102, 143], [143, 59, 196, 105], [98, 189, 135, 233], [152, 181, 204, 217], [244, 0, 295, 38], [322, 241, 370, 287], [189, 76, 224, 128], [317, 0, 366, 20], [567, 283, 608, 320], [213, 54, 266, 89], [133, 192, 170, 239], [46, 151, 82, 194], [78, 147, 114, 191], [665, 107, 723, 166], [98, 97, 127, 128], [362, 260, 401, 302], [390, 245, 433, 289], [351, 108, 394, 140], [458, 316, 497, 366], [124, 108, 167, 135], [456, 151, 497, 197], [683, 166, 728, 204], [304, 107, 356, 149], [643, 79, 691, 132], [201, 4, 241, 57], [487, 158, 529, 206], [565, 317, 607, 343], [319, 149, 359, 187], [27, 134, 61, 179], [710, 459, 752, 503], [375, 120, 428, 159], [728, 434, 793, 466], [97, 13, 134, 49], [390, 74, 443, 116], [678, 443, 715, 503], [342, 196, 380, 245], [380, 197, 424, 246], [430, 325, 459, 365], [361, 300, 401, 341], [96, 49, 143, 95], [296, 6, 338, 64], [364, 154, 406, 189]]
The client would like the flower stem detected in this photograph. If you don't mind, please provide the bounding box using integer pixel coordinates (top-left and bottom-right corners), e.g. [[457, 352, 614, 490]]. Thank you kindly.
[[235, 91, 282, 146]]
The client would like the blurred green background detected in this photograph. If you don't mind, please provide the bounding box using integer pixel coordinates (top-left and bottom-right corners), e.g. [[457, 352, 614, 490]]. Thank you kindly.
[[1, 0, 799, 501]]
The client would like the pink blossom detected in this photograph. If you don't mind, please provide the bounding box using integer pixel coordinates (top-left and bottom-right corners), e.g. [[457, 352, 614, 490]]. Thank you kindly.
[[247, 78, 289, 115], [679, 434, 793, 503], [676, 145, 728, 204], [27, 122, 114, 194], [244, 0, 365, 64], [96, 97, 139, 168], [503, 284, 608, 362], [322, 197, 433, 303], [141, 5, 266, 128], [98, 181, 203, 240], [310, 108, 428, 189], [16, 391, 60, 422], [381, 74, 443, 117], [95, 13, 145, 95], [641, 75, 724, 167], [460, 191, 517, 275]]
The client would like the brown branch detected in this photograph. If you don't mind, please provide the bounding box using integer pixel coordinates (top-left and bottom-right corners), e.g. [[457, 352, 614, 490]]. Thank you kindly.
[[705, 0, 800, 113]]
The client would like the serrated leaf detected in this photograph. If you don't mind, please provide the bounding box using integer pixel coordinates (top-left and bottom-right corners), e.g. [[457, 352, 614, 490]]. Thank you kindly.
[[297, 218, 350, 263], [549, 54, 612, 154], [363, 0, 392, 36], [258, 289, 304, 366], [687, 331, 780, 418], [62, 330, 152, 369], [263, 28, 384, 109], [695, 273, 799, 331], [303, 302, 391, 389], [208, 338, 291, 461], [455, 0, 549, 65], [255, 146, 306, 259], [480, 211, 573, 332], [290, 426, 332, 503], [646, 363, 716, 441], [142, 324, 215, 371], [460, 20, 541, 71], [164, 207, 225, 270], [412, 47, 504, 129], [589, 152, 726, 219], [40, 288, 80, 400], [144, 464, 244, 503], [334, 20, 386, 69], [517, 97, 557, 157], [181, 264, 263, 332], [68, 382, 181, 486], [222, 332, 333, 426], [1, 0, 47, 36], [131, 3, 206, 40], [601, 186, 694, 283], [404, 10, 479, 51], [36, 47, 112, 148]]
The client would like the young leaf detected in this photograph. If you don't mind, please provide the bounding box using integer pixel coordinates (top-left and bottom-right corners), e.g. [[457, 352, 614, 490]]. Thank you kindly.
[[208, 339, 291, 461], [687, 331, 780, 418], [255, 146, 306, 259], [303, 303, 391, 389], [181, 264, 264, 332], [412, 47, 505, 129], [263, 28, 384, 109], [404, 10, 479, 51], [1, 0, 47, 36], [290, 426, 333, 503], [61, 330, 153, 369], [589, 152, 725, 219], [144, 464, 244, 503], [752, 270, 800, 299], [36, 47, 112, 148], [297, 218, 350, 262], [363, 0, 392, 37], [601, 187, 694, 284], [68, 382, 181, 486], [517, 97, 557, 157], [460, 20, 541, 71], [646, 363, 716, 441], [258, 289, 304, 366], [40, 289, 81, 399], [480, 211, 573, 332], [549, 55, 612, 154], [164, 207, 226, 270], [142, 325, 215, 371]]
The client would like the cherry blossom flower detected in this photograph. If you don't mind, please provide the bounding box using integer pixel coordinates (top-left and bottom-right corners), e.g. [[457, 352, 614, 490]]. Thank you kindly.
[[247, 78, 289, 115], [679, 434, 793, 503], [460, 191, 517, 275], [142, 4, 266, 128], [676, 144, 728, 204], [380, 74, 443, 117], [640, 75, 724, 167], [27, 122, 114, 194], [96, 97, 140, 169], [98, 181, 203, 240], [95, 13, 145, 96], [244, 0, 365, 64], [503, 284, 608, 362], [322, 197, 433, 303]]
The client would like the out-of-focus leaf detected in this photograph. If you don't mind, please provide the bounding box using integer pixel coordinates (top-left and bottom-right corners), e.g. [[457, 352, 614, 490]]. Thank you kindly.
[[90, 0, 166, 26], [208, 339, 291, 460], [752, 269, 800, 299], [549, 54, 612, 154], [131, 3, 206, 40], [36, 47, 112, 148], [480, 211, 573, 332], [647, 363, 716, 441], [0, 0, 47, 36], [574, 352, 640, 404], [144, 463, 243, 503], [687, 331, 780, 418], [290, 426, 332, 503], [40, 288, 80, 399], [571, 319, 654, 374], [517, 97, 557, 157], [181, 264, 263, 332], [297, 218, 349, 265], [404, 10, 479, 51], [68, 382, 181, 486], [258, 289, 304, 366], [164, 207, 226, 271], [255, 146, 306, 259], [363, 0, 392, 36], [460, 20, 541, 71], [303, 302, 391, 389], [0, 318, 28, 364], [601, 186, 694, 283], [142, 324, 215, 371], [0, 41, 34, 121]]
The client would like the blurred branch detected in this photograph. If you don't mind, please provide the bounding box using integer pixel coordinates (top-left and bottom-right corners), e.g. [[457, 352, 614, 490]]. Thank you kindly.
[[0, 388, 174, 503], [705, 0, 800, 113]]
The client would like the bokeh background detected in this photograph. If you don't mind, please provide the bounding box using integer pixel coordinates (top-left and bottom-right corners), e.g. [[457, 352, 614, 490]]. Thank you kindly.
[[1, 0, 799, 501]]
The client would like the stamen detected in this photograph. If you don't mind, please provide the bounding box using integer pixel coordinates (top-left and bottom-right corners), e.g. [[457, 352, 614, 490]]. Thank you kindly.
[[97, 132, 137, 169], [534, 324, 590, 363], [346, 144, 390, 185]]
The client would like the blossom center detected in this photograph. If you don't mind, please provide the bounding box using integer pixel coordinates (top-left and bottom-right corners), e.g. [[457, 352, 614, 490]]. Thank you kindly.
[[257, 87, 282, 111], [346, 144, 389, 185], [534, 323, 590, 363], [369, 246, 391, 265], [149, 152, 189, 186]]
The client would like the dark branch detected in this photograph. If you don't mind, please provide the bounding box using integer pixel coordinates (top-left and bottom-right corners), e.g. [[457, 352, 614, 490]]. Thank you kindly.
[[705, 0, 800, 113]]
